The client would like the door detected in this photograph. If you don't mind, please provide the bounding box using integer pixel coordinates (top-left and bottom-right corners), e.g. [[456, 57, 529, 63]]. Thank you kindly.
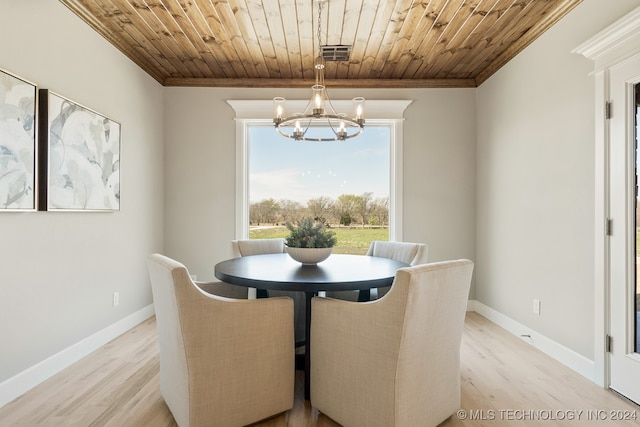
[[608, 55, 640, 405]]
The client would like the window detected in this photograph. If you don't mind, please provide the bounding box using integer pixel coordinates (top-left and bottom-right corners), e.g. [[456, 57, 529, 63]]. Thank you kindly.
[[228, 99, 411, 248], [248, 124, 391, 254]]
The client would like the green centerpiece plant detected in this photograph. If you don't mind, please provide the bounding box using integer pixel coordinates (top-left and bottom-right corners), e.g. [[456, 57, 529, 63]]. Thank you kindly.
[[284, 218, 337, 264], [285, 217, 337, 248]]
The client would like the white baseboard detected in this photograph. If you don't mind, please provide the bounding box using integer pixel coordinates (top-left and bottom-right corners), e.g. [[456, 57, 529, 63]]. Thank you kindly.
[[466, 299, 476, 311], [471, 300, 595, 382], [0, 304, 155, 408]]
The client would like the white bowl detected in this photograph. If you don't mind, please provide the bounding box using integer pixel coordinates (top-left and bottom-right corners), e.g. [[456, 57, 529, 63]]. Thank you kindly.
[[285, 246, 333, 265]]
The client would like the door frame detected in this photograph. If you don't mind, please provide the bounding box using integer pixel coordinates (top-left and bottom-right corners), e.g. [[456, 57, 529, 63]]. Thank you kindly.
[[574, 6, 640, 387]]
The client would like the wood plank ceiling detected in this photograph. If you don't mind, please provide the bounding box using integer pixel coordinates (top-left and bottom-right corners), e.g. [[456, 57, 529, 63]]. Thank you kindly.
[[60, 0, 582, 88]]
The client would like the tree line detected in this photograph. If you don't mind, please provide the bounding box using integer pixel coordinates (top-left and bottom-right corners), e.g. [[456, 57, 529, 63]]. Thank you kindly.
[[250, 192, 389, 227]]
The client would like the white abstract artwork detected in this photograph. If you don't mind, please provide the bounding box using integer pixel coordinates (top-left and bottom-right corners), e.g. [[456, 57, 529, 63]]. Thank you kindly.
[[41, 90, 120, 211], [0, 69, 36, 210]]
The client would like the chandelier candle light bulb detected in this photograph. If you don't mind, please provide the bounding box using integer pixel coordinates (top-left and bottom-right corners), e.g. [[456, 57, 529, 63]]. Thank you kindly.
[[337, 121, 346, 139], [274, 97, 285, 120], [312, 86, 324, 114], [354, 97, 364, 123]]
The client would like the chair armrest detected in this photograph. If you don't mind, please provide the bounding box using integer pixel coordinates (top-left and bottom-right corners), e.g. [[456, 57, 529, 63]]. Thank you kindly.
[[194, 280, 249, 299]]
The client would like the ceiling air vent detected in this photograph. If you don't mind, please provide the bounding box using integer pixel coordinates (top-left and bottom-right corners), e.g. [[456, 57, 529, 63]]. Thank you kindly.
[[321, 45, 352, 61]]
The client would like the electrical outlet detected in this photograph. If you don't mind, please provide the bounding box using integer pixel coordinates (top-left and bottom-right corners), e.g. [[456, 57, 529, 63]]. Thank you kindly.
[[113, 292, 120, 307], [533, 299, 540, 315]]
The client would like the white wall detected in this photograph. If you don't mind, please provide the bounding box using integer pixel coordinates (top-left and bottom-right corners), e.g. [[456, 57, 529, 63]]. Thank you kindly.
[[0, 1, 164, 382], [476, 0, 640, 360], [163, 87, 477, 297]]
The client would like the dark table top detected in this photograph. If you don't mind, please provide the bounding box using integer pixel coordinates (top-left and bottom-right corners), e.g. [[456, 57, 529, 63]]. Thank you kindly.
[[214, 253, 408, 293]]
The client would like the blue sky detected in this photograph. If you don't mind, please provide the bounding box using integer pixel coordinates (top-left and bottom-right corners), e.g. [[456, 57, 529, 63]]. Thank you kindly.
[[249, 125, 390, 204]]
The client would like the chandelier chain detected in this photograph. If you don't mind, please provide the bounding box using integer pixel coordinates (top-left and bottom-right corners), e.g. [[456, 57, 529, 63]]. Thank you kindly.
[[317, 1, 322, 56]]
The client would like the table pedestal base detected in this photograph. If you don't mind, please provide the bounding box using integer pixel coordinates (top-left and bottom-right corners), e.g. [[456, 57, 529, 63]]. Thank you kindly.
[[304, 290, 314, 400]]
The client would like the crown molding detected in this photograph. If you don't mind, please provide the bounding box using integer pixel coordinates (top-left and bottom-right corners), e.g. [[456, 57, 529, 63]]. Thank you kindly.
[[573, 6, 640, 71]]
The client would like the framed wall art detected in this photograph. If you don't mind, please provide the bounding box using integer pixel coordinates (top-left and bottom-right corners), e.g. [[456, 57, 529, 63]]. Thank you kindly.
[[39, 90, 120, 211], [0, 68, 37, 211]]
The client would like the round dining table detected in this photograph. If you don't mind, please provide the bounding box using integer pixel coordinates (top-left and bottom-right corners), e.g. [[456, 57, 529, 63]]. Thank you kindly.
[[214, 252, 409, 399]]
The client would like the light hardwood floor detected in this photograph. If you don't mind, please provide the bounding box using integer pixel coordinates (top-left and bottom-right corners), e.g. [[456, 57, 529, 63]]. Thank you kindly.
[[1, 312, 639, 426]]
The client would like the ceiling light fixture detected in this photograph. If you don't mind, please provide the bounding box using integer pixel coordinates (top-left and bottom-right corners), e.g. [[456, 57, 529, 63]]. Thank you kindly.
[[273, 0, 364, 141]]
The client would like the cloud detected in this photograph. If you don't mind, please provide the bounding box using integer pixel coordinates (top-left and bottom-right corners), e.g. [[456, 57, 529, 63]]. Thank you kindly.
[[250, 168, 319, 203], [249, 126, 391, 204], [250, 168, 364, 204]]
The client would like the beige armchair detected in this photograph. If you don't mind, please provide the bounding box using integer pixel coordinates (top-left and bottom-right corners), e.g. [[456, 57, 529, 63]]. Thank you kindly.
[[147, 254, 294, 427], [311, 259, 473, 427], [232, 238, 306, 345], [326, 240, 429, 301]]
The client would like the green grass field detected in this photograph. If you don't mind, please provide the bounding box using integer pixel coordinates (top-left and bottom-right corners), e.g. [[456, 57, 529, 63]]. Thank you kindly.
[[249, 226, 389, 255]]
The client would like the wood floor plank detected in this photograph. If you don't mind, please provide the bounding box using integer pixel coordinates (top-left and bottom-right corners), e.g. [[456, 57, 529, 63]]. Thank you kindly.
[[0, 313, 638, 426]]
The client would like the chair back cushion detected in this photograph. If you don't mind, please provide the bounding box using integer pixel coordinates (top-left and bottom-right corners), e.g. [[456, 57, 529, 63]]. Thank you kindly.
[[232, 238, 285, 257], [366, 240, 429, 265]]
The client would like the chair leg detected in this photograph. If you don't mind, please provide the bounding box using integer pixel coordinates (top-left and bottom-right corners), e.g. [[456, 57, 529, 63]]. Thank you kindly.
[[357, 289, 371, 302]]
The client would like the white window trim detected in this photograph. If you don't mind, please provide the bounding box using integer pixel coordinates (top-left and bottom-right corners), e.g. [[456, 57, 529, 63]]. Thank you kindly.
[[227, 99, 412, 241]]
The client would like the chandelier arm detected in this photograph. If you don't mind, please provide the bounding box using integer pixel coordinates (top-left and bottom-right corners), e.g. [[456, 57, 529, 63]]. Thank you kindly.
[[301, 97, 313, 116], [301, 117, 313, 134], [324, 95, 347, 119]]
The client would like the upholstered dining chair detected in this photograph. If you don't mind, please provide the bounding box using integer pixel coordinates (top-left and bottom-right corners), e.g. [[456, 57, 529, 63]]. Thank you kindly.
[[311, 259, 473, 427], [325, 240, 429, 301], [147, 254, 294, 427], [231, 238, 306, 345]]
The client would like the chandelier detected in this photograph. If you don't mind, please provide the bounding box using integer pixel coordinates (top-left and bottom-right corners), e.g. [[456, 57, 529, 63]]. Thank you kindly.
[[273, 0, 365, 141]]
